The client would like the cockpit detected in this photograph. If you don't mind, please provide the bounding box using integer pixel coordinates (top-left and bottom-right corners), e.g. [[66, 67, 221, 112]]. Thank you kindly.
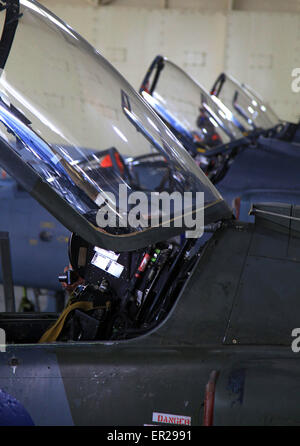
[[0, 1, 232, 343], [139, 56, 251, 182], [0, 2, 232, 251], [139, 56, 244, 155], [211, 72, 279, 131]]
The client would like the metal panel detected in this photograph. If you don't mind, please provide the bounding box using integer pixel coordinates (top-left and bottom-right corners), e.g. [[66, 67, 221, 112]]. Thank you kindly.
[[145, 225, 254, 346], [224, 255, 300, 345]]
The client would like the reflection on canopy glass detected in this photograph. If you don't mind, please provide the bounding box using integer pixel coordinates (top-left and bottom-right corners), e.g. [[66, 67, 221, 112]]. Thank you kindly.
[[140, 56, 244, 156], [211, 73, 279, 131], [0, 1, 231, 251]]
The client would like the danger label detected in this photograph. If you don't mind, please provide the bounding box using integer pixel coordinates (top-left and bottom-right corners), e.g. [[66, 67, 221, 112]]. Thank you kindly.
[[152, 412, 191, 425]]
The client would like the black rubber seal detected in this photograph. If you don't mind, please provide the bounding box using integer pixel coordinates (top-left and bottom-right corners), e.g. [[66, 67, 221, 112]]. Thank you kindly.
[[0, 0, 20, 70]]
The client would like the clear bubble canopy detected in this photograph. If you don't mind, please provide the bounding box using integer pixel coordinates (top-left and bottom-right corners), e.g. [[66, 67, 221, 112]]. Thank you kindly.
[[140, 56, 244, 152], [0, 0, 231, 251], [211, 72, 279, 131]]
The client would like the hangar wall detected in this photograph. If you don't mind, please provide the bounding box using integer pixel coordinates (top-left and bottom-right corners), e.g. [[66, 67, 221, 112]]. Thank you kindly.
[[40, 0, 300, 122], [225, 12, 300, 124]]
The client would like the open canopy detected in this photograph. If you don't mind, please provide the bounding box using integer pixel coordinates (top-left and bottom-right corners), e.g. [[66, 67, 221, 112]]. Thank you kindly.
[[0, 1, 231, 252], [211, 72, 279, 131], [140, 56, 244, 155]]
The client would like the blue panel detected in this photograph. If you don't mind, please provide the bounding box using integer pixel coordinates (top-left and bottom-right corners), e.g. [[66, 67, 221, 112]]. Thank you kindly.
[[217, 142, 300, 221], [0, 388, 34, 426]]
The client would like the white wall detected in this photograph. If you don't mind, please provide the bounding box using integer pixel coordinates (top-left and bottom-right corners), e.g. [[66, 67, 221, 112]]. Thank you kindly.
[[26, 0, 300, 122], [225, 11, 300, 122]]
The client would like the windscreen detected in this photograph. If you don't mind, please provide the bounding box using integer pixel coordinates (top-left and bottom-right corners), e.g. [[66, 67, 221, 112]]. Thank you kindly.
[[211, 73, 278, 130], [140, 57, 244, 154], [0, 1, 231, 251]]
